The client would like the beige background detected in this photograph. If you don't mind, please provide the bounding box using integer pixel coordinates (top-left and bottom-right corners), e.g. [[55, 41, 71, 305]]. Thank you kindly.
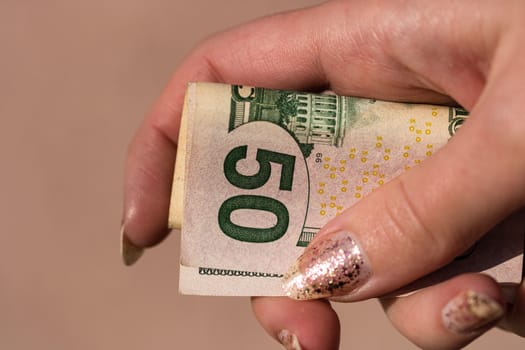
[[1, 0, 523, 349]]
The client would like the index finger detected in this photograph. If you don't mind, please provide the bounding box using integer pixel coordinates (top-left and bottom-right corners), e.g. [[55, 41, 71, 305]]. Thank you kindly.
[[121, 5, 328, 257]]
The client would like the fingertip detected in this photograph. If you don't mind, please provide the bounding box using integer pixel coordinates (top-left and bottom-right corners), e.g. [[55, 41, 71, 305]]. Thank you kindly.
[[251, 297, 340, 350], [122, 202, 171, 247], [382, 273, 506, 349], [123, 123, 176, 248]]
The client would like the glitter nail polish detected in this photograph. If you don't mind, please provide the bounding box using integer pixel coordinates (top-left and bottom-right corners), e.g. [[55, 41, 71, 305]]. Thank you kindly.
[[278, 329, 302, 350], [282, 231, 371, 300], [442, 291, 504, 334]]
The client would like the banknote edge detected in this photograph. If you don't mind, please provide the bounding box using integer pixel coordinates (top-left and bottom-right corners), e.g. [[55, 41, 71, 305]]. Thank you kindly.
[[168, 83, 195, 229]]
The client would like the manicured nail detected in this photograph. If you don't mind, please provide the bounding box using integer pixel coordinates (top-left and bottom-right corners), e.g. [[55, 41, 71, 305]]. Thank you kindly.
[[278, 329, 302, 350], [120, 225, 144, 266], [442, 291, 504, 334], [282, 231, 371, 300]]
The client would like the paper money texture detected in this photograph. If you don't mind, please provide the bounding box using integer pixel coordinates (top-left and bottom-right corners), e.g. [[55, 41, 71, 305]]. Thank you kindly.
[[170, 83, 523, 296]]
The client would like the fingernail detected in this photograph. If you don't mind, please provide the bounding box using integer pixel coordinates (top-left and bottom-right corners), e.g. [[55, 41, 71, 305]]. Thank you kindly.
[[278, 329, 302, 350], [282, 231, 371, 300], [120, 225, 144, 266], [442, 290, 504, 334]]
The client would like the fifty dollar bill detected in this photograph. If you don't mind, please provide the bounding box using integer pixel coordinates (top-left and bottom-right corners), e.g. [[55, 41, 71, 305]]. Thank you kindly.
[[170, 83, 523, 296]]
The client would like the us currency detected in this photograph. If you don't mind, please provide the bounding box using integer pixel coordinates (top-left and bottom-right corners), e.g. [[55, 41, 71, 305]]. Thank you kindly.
[[170, 83, 523, 296]]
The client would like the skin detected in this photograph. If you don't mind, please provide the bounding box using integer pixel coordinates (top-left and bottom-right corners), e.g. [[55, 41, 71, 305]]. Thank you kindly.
[[122, 0, 525, 348]]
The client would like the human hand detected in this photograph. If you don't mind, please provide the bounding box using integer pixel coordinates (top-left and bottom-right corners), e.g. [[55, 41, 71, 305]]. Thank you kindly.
[[122, 0, 525, 348]]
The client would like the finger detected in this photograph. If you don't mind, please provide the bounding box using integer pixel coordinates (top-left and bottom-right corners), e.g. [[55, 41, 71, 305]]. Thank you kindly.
[[380, 274, 505, 350], [281, 43, 525, 300], [499, 281, 525, 337], [251, 296, 340, 350], [122, 4, 329, 252], [122, 1, 454, 254]]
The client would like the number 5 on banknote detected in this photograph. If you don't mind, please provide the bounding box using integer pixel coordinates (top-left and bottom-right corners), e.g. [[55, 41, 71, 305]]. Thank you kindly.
[[220, 146, 296, 243]]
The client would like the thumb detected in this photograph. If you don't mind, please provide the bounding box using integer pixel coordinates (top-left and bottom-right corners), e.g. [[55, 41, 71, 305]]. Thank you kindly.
[[282, 54, 525, 301]]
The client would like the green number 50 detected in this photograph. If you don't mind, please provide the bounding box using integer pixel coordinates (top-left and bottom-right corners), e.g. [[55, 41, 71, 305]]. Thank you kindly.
[[218, 145, 295, 243]]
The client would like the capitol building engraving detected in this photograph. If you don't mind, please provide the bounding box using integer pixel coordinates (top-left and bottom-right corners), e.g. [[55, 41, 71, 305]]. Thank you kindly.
[[230, 86, 347, 156]]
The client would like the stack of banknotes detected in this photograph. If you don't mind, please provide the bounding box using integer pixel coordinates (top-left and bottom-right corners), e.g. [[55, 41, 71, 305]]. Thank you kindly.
[[169, 83, 523, 296]]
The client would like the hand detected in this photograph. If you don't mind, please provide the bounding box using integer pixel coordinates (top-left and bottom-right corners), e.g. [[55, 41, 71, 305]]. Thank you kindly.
[[122, 0, 525, 349]]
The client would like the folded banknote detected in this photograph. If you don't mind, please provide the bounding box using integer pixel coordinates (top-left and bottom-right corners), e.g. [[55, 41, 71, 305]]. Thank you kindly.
[[169, 83, 523, 296]]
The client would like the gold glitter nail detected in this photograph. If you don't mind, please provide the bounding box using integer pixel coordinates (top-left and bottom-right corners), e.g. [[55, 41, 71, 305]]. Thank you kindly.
[[442, 290, 504, 334], [282, 231, 371, 300], [278, 329, 302, 350]]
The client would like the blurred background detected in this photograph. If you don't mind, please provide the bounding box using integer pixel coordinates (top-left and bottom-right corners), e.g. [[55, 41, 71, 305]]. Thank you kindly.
[[1, 0, 523, 349]]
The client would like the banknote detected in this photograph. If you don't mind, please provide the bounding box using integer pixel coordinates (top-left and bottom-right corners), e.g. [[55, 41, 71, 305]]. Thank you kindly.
[[170, 83, 523, 296]]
